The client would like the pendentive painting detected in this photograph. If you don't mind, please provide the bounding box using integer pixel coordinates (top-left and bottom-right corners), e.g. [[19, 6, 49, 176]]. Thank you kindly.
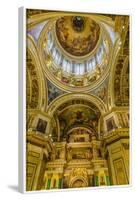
[[26, 9, 130, 191]]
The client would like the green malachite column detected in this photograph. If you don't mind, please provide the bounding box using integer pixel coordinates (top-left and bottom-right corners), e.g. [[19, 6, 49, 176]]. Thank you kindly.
[[94, 176, 99, 186], [47, 178, 51, 189], [106, 176, 110, 186], [58, 179, 62, 189]]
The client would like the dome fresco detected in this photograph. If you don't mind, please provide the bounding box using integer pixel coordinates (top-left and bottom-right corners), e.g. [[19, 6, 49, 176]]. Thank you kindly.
[[43, 15, 111, 89], [55, 16, 100, 56], [33, 14, 119, 91]]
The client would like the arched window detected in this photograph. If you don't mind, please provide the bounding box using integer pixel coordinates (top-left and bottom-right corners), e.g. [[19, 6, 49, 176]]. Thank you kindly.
[[63, 58, 67, 71], [52, 48, 56, 58], [66, 61, 71, 73], [75, 63, 80, 75], [91, 58, 95, 70], [87, 60, 92, 71], [80, 63, 84, 75]]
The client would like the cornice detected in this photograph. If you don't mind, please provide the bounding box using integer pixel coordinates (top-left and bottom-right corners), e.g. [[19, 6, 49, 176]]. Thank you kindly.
[[103, 128, 129, 147]]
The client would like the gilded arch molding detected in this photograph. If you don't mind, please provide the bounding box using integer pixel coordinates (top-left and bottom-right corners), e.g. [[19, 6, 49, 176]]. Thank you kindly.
[[69, 176, 89, 188], [67, 126, 95, 135], [120, 56, 129, 105], [108, 16, 129, 108], [109, 55, 129, 108], [27, 11, 114, 30], [68, 168, 89, 188], [47, 93, 107, 116], [107, 37, 122, 108], [27, 35, 48, 111]]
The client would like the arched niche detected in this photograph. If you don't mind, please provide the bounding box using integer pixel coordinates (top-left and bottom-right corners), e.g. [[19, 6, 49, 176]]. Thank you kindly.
[[68, 168, 89, 188], [47, 93, 106, 141], [69, 177, 88, 188], [67, 126, 96, 143]]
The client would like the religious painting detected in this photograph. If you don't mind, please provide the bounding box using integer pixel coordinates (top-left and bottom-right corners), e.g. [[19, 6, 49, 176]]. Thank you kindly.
[[106, 117, 116, 132], [36, 118, 47, 134], [56, 16, 100, 56]]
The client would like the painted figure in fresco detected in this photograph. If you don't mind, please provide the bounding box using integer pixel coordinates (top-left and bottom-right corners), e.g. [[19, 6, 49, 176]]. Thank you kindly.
[[48, 81, 65, 103], [56, 16, 100, 56]]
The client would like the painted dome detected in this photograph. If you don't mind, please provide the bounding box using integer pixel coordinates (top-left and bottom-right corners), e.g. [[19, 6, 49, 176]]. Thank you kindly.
[[36, 14, 118, 91], [56, 16, 100, 57]]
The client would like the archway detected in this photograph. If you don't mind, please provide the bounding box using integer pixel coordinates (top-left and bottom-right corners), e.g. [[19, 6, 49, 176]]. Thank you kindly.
[[47, 93, 107, 116], [48, 95, 104, 142], [70, 177, 88, 188]]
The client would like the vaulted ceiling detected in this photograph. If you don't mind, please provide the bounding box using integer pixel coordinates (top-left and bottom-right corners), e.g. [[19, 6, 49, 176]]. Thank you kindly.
[[26, 10, 129, 139]]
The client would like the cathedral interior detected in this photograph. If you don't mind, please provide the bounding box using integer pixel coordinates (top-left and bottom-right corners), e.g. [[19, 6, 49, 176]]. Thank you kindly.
[[26, 10, 129, 191]]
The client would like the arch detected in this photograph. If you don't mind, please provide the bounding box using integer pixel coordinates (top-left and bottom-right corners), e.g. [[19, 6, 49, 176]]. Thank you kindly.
[[27, 12, 115, 31], [109, 55, 129, 107], [120, 56, 129, 105], [67, 126, 97, 142], [48, 93, 106, 142], [27, 35, 48, 111], [57, 103, 99, 115], [107, 36, 121, 108], [67, 126, 94, 135], [47, 93, 107, 117], [68, 168, 89, 188], [69, 176, 88, 188]]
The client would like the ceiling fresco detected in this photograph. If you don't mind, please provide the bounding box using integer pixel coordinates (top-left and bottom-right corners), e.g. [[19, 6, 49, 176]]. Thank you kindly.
[[58, 106, 100, 139], [47, 80, 65, 104], [57, 99, 101, 113], [28, 21, 48, 43], [41, 15, 112, 90], [90, 78, 109, 104], [56, 16, 100, 57]]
